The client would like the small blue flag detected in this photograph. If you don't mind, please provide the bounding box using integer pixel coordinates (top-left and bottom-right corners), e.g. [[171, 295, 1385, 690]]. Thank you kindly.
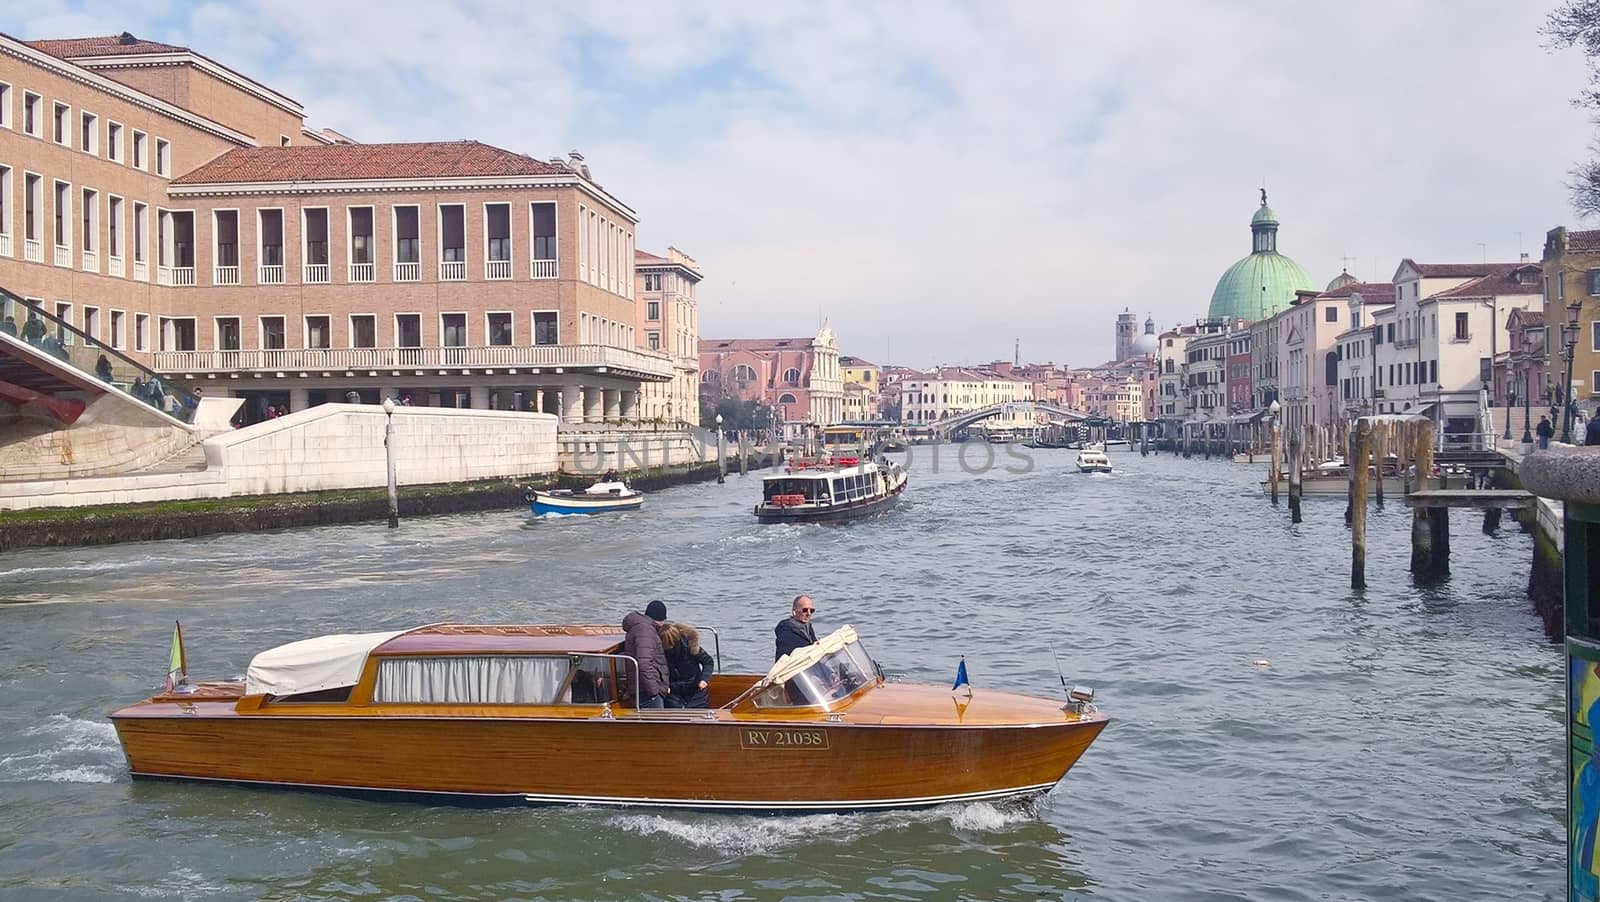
[[952, 658, 970, 692]]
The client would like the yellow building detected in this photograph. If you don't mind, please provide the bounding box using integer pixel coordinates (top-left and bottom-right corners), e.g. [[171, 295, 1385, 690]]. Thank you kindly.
[[1541, 227, 1600, 422], [839, 355, 881, 418]]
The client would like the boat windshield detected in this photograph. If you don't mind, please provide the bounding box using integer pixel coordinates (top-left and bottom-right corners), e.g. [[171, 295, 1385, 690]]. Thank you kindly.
[[754, 639, 879, 709]]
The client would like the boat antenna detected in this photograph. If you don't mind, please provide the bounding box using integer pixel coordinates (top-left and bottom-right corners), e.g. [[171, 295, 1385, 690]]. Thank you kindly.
[[1050, 647, 1069, 697]]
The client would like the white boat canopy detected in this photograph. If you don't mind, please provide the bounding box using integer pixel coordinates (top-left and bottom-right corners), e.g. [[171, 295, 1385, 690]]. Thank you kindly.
[[245, 629, 408, 697], [758, 624, 859, 690]]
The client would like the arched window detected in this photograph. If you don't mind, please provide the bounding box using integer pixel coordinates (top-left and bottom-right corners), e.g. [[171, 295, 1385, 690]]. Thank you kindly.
[[730, 364, 757, 384], [783, 367, 801, 384], [777, 393, 797, 405], [702, 370, 720, 383]]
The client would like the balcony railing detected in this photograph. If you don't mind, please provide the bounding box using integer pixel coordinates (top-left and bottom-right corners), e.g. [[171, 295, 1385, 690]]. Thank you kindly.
[[531, 258, 557, 279], [108, 255, 124, 278], [485, 259, 511, 280], [0, 233, 10, 257], [349, 262, 375, 283], [440, 260, 465, 281], [24, 238, 42, 262], [170, 266, 195, 286], [304, 263, 329, 284], [133, 260, 148, 281], [153, 343, 676, 379], [81, 249, 98, 272], [394, 261, 419, 282], [54, 245, 70, 267], [259, 264, 284, 285], [213, 265, 239, 286], [1394, 336, 1419, 349]]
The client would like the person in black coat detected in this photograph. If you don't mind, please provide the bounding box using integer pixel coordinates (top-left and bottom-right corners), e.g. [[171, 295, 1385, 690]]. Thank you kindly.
[[621, 601, 671, 707], [774, 594, 818, 661], [1587, 407, 1600, 446], [659, 621, 715, 708]]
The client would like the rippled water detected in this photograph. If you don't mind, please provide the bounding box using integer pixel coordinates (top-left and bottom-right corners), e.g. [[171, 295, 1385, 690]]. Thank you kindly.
[[0, 448, 1563, 900]]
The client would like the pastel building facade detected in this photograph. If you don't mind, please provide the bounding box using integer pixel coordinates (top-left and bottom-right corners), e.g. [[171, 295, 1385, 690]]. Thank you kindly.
[[697, 327, 843, 427], [0, 32, 673, 425], [634, 247, 700, 423]]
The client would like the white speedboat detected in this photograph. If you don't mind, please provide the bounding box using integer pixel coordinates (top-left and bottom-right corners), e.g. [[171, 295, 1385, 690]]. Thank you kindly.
[[526, 480, 643, 515], [1076, 447, 1113, 473]]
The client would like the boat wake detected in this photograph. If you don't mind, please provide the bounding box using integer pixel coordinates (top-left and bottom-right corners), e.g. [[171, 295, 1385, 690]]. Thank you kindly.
[[0, 714, 122, 784], [608, 800, 1038, 854]]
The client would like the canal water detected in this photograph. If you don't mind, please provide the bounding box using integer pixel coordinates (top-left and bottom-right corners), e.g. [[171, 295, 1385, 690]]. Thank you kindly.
[[0, 448, 1562, 900]]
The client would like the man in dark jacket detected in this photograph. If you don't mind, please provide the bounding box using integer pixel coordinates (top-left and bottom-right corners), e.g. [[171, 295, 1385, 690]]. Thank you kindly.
[[1587, 407, 1600, 446], [1537, 415, 1554, 449], [775, 595, 819, 661], [622, 601, 671, 707], [660, 622, 715, 708]]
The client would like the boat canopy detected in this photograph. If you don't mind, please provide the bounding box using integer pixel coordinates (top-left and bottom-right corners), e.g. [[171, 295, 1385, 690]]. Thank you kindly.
[[759, 624, 859, 689], [245, 629, 409, 696]]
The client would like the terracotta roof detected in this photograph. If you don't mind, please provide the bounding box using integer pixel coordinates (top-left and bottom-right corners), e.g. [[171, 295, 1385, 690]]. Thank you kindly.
[[1318, 281, 1395, 299], [1400, 259, 1521, 279], [1568, 230, 1600, 252], [1431, 264, 1542, 298], [28, 33, 188, 58], [634, 249, 669, 264], [701, 338, 816, 352], [171, 141, 568, 184], [1511, 310, 1545, 326], [840, 356, 878, 368]]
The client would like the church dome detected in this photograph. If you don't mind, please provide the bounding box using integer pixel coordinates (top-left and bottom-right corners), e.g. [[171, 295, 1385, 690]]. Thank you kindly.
[[1131, 315, 1160, 356], [1326, 268, 1358, 292], [1207, 190, 1316, 322]]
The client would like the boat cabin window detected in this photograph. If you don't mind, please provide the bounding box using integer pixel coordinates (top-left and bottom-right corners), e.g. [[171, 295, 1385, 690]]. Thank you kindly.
[[373, 654, 577, 704], [753, 642, 878, 710], [268, 686, 353, 704], [764, 477, 822, 504]]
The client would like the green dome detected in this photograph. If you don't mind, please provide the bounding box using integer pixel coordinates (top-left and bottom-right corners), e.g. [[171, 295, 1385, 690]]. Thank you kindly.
[[1207, 191, 1316, 322], [1326, 269, 1358, 292]]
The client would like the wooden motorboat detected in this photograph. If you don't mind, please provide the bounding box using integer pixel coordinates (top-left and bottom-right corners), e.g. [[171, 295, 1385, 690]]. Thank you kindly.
[[525, 480, 642, 515], [110, 623, 1107, 810], [1075, 446, 1113, 473], [755, 456, 908, 524]]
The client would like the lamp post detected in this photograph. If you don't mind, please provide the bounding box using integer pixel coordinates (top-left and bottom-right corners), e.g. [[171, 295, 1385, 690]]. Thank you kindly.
[[1521, 355, 1533, 446], [1562, 301, 1581, 445], [382, 397, 399, 528], [1268, 397, 1282, 503], [715, 412, 726, 484]]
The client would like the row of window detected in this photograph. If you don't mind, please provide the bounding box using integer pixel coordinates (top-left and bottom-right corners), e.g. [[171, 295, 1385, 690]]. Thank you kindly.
[[575, 202, 633, 301], [0, 174, 571, 287], [0, 82, 171, 175]]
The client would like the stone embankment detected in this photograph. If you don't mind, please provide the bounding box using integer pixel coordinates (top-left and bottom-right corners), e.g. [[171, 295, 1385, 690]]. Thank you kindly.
[[0, 455, 776, 552]]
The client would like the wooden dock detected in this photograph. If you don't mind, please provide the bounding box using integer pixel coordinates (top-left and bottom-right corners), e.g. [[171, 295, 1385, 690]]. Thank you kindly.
[[1404, 489, 1534, 510]]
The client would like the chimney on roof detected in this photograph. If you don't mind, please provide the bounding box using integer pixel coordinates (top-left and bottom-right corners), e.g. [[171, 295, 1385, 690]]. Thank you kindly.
[[118, 32, 138, 45], [568, 149, 591, 180], [1521, 252, 1530, 263]]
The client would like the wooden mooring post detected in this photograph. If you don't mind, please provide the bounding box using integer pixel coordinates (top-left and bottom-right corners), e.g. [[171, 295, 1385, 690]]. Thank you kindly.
[[1288, 433, 1303, 523], [1350, 418, 1370, 589], [1372, 424, 1386, 507]]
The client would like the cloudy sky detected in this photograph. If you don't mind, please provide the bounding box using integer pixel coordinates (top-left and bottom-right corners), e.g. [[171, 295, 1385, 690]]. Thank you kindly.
[[9, 1, 1596, 367]]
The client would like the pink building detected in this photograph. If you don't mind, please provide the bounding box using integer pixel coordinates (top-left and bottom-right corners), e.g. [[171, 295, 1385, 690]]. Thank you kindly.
[[697, 328, 843, 427]]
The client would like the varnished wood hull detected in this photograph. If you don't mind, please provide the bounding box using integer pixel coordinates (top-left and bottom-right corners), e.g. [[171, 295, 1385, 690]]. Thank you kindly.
[[111, 698, 1105, 810]]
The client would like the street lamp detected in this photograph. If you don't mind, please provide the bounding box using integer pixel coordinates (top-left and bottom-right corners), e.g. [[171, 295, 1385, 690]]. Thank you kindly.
[[715, 412, 726, 484], [1562, 301, 1581, 445], [1520, 352, 1534, 446], [381, 396, 399, 528]]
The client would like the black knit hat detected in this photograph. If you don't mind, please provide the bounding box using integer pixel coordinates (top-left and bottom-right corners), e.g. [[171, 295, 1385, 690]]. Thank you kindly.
[[645, 600, 668, 622]]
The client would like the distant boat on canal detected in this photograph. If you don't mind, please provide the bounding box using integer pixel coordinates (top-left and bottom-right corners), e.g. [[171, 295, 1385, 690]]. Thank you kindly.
[[755, 455, 907, 523], [525, 480, 643, 515], [108, 622, 1107, 811], [1076, 446, 1113, 473]]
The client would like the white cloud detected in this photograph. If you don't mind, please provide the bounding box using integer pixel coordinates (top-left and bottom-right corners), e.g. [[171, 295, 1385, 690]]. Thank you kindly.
[[8, 0, 1592, 366]]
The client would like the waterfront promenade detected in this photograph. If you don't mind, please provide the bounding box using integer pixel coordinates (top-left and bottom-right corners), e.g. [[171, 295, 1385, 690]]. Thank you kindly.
[[0, 447, 1559, 900]]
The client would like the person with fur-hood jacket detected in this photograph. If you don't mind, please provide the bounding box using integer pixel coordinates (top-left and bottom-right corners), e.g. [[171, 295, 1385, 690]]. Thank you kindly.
[[659, 621, 716, 708]]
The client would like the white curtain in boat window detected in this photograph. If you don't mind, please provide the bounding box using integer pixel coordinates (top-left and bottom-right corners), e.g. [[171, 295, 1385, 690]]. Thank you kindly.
[[373, 655, 571, 704]]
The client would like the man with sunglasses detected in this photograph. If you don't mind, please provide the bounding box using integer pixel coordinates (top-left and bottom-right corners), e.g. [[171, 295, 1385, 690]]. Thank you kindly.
[[775, 595, 819, 661]]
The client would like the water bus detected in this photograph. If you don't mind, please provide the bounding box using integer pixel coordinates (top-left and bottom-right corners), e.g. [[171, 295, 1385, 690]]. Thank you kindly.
[[755, 455, 908, 523], [110, 623, 1106, 811]]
